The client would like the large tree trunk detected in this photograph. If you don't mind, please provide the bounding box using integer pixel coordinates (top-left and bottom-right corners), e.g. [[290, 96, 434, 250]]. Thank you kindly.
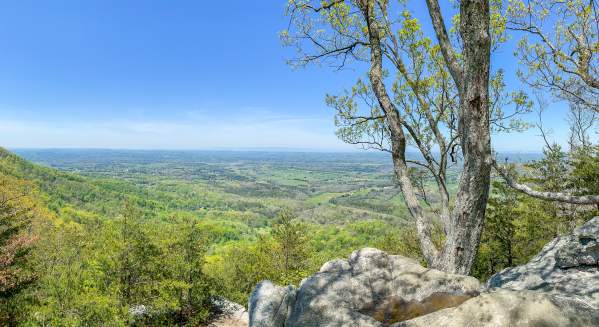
[[437, 0, 492, 274], [360, 0, 491, 274]]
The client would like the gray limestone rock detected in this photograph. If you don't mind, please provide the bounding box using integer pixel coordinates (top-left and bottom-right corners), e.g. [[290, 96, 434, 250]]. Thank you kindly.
[[249, 280, 296, 327], [251, 248, 480, 327], [394, 289, 598, 327], [486, 216, 599, 309]]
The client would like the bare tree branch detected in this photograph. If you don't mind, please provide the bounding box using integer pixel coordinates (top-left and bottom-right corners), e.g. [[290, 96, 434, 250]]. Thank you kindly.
[[425, 0, 463, 91], [492, 159, 599, 205]]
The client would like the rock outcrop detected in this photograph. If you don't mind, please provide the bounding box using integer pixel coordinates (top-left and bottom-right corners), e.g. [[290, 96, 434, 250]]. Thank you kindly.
[[249, 217, 599, 326], [486, 216, 599, 309], [250, 248, 480, 327], [404, 216, 599, 326]]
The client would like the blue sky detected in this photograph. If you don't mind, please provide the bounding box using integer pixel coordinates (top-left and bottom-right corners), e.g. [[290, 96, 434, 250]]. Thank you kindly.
[[0, 0, 573, 151]]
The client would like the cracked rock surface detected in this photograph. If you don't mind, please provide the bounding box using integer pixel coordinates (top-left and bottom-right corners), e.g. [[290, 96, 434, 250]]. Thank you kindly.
[[486, 216, 599, 310]]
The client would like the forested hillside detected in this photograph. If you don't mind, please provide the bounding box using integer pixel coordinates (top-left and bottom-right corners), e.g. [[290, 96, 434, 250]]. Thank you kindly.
[[0, 148, 423, 326], [1, 146, 596, 325]]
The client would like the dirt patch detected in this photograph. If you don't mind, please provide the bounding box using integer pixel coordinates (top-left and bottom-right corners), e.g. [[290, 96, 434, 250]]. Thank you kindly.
[[359, 292, 478, 325]]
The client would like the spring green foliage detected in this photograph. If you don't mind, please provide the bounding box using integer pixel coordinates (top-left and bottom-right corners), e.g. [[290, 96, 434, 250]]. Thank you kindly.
[[21, 206, 216, 326], [203, 218, 421, 305], [571, 145, 599, 199], [508, 0, 598, 113], [271, 210, 312, 284], [0, 148, 424, 325], [1, 145, 596, 324], [473, 145, 598, 280]]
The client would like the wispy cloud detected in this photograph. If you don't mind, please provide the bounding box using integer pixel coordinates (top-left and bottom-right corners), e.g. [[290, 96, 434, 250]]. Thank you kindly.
[[0, 112, 350, 150], [1, 104, 586, 151]]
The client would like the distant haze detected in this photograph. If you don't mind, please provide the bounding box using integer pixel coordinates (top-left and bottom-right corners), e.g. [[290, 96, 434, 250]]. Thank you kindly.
[[13, 149, 544, 171]]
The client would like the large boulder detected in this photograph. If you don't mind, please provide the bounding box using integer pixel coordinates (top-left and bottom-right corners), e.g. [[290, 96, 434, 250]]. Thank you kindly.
[[394, 289, 598, 327], [250, 248, 480, 327], [486, 216, 599, 309]]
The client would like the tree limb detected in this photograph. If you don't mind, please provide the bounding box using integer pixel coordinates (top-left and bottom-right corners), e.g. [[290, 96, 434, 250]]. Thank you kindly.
[[302, 0, 345, 13], [492, 159, 599, 205], [359, 0, 440, 265], [425, 0, 463, 91]]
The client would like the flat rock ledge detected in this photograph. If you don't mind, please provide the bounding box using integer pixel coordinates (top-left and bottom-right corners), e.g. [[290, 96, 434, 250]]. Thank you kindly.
[[249, 217, 599, 327], [395, 289, 597, 327]]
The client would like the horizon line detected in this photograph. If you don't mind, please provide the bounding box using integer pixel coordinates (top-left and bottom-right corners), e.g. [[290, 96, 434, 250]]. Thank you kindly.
[[8, 146, 546, 154]]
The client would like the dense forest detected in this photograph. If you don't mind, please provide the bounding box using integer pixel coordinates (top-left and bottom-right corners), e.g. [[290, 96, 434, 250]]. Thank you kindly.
[[0, 144, 597, 325]]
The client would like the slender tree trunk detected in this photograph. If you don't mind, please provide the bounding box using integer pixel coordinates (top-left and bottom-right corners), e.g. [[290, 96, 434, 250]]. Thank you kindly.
[[507, 239, 513, 267], [359, 0, 440, 266]]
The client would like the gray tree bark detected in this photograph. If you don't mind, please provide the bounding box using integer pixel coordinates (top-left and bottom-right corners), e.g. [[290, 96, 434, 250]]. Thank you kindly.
[[493, 159, 599, 205], [359, 1, 440, 265], [286, 0, 493, 274], [438, 0, 492, 274], [359, 0, 492, 274]]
